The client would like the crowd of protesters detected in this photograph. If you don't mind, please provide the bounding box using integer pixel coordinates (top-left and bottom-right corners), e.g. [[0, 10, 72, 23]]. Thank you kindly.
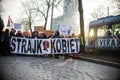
[[0, 16, 83, 59]]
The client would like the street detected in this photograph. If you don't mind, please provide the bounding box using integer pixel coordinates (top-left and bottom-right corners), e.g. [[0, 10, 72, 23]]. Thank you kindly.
[[0, 56, 120, 80]]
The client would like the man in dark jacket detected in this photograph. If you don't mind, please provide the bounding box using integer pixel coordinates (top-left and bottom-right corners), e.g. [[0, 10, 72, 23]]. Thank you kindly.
[[10, 28, 16, 37], [0, 29, 10, 56], [0, 16, 4, 55]]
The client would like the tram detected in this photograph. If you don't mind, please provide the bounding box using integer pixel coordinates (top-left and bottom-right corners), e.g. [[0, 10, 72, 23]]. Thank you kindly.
[[87, 15, 120, 53]]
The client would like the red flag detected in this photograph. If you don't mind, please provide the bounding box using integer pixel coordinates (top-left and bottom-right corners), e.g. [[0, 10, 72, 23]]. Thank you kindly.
[[7, 16, 13, 26]]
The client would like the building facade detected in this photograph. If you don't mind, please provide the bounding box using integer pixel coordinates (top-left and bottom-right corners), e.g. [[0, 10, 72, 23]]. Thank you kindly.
[[52, 0, 80, 35]]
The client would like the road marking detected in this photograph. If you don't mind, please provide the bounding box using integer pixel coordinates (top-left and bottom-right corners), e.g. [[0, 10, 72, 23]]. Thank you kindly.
[[54, 58, 72, 67], [73, 60, 78, 70]]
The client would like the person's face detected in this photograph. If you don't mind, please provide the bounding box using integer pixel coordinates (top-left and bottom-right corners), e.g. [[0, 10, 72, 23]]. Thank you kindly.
[[24, 32, 28, 36], [55, 31, 58, 35], [52, 32, 55, 36], [35, 32, 38, 36]]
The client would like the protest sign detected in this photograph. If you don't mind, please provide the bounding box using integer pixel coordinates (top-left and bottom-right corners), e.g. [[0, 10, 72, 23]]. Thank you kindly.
[[10, 37, 80, 54], [58, 24, 72, 36], [14, 23, 21, 29]]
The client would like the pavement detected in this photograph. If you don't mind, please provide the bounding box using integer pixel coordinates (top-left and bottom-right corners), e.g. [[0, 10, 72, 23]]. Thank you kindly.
[[1, 53, 120, 69], [70, 54, 120, 69], [0, 56, 120, 80]]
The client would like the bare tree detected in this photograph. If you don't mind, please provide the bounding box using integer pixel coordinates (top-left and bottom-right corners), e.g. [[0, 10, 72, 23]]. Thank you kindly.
[[21, 0, 39, 32], [43, 0, 52, 30], [90, 6, 106, 20], [114, 0, 120, 14], [32, 0, 62, 30], [21, 0, 62, 31], [20, 18, 30, 32]]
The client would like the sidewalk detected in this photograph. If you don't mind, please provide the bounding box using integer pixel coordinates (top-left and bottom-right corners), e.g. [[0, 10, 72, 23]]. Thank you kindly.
[[70, 54, 120, 69]]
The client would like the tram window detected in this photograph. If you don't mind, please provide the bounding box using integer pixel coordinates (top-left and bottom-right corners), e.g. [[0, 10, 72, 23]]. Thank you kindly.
[[112, 23, 120, 36], [97, 26, 107, 37]]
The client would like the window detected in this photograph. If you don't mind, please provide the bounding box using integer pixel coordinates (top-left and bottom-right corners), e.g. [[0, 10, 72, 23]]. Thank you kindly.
[[97, 25, 107, 37], [112, 23, 120, 36]]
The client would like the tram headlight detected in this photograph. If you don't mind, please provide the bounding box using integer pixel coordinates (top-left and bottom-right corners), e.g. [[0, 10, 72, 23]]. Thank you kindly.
[[89, 30, 94, 37]]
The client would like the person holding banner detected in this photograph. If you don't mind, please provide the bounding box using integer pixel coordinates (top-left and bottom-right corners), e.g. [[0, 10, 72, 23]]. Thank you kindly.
[[52, 31, 61, 58], [16, 31, 23, 37], [39, 33, 47, 39], [31, 31, 40, 39], [52, 31, 61, 38], [23, 32, 29, 38], [10, 28, 16, 37]]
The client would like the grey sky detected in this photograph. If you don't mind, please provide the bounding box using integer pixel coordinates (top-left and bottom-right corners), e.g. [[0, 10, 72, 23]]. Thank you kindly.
[[1, 0, 117, 31]]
